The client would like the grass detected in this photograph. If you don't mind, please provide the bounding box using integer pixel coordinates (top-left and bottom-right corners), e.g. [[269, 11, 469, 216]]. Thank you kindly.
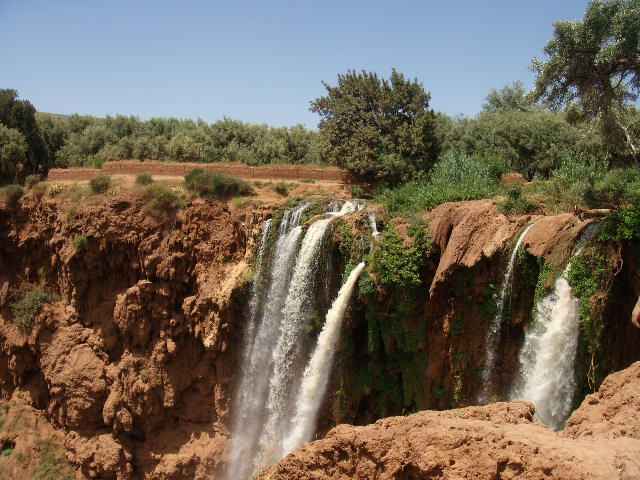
[[73, 235, 88, 251], [184, 168, 254, 199], [10, 287, 52, 333], [375, 152, 507, 216]]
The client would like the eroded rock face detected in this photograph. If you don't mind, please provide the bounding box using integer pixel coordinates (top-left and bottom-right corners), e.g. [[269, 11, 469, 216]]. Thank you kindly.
[[0, 194, 266, 479], [259, 364, 640, 479]]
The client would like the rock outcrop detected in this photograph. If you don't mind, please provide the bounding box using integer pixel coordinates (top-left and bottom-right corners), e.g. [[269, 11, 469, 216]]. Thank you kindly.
[[0, 193, 266, 478], [260, 362, 640, 480]]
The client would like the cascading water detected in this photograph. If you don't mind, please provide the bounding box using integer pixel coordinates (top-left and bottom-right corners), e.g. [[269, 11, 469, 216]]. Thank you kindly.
[[282, 262, 366, 455], [227, 200, 364, 480], [509, 226, 597, 430], [226, 204, 307, 480], [477, 223, 535, 404], [256, 200, 361, 466]]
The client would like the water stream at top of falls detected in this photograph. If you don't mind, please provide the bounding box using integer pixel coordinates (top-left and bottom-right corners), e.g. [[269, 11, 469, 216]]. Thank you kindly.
[[282, 262, 366, 456], [477, 223, 535, 404], [226, 200, 364, 480], [509, 225, 598, 430]]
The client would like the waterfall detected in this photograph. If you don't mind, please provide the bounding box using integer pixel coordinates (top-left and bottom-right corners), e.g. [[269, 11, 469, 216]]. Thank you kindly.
[[368, 213, 380, 238], [477, 223, 534, 404], [510, 226, 597, 430], [282, 262, 366, 455], [226, 204, 307, 480], [256, 200, 360, 466], [227, 200, 363, 480]]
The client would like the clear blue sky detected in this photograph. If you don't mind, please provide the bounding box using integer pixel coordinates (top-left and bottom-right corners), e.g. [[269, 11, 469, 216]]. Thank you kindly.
[[1, 0, 590, 127]]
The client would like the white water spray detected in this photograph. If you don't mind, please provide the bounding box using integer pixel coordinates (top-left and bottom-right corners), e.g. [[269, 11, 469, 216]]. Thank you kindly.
[[510, 268, 579, 429], [510, 226, 598, 430], [477, 223, 534, 403], [283, 262, 366, 455]]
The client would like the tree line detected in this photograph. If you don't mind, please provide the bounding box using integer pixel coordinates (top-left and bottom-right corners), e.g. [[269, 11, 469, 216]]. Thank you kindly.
[[1, 0, 638, 187]]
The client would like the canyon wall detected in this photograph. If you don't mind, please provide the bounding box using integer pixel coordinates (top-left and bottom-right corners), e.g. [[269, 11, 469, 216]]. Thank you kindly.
[[0, 192, 638, 478]]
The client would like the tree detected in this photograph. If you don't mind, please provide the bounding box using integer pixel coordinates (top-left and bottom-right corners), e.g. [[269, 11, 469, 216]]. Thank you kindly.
[[311, 69, 440, 184], [0, 89, 51, 181], [0, 124, 28, 183], [483, 81, 535, 113], [532, 0, 640, 162]]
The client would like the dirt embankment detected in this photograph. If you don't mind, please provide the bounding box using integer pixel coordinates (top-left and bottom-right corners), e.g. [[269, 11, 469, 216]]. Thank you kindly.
[[47, 160, 349, 183]]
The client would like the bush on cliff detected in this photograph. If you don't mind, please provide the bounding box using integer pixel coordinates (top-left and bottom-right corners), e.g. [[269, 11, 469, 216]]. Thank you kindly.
[[142, 184, 184, 217], [184, 168, 254, 199], [10, 287, 52, 333]]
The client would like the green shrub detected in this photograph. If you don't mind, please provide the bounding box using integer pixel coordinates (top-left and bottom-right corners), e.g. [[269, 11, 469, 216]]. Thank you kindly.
[[599, 205, 640, 241], [135, 173, 153, 186], [498, 186, 537, 214], [376, 152, 507, 216], [184, 169, 254, 199], [1, 184, 24, 209], [143, 184, 183, 216], [10, 287, 51, 333], [370, 225, 430, 289], [273, 182, 289, 197], [25, 174, 41, 189], [89, 175, 111, 194], [73, 235, 88, 251]]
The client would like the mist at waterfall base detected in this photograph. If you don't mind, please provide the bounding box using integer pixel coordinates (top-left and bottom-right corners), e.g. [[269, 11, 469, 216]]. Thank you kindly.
[[226, 202, 364, 480]]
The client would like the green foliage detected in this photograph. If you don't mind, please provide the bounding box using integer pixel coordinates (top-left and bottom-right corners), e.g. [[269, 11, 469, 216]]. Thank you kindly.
[[599, 205, 640, 241], [370, 225, 429, 290], [0, 124, 28, 184], [1, 184, 24, 209], [567, 248, 613, 388], [483, 81, 535, 113], [10, 287, 51, 333], [534, 261, 555, 307], [498, 186, 537, 214], [142, 184, 183, 216], [135, 172, 153, 186], [273, 182, 289, 197], [376, 152, 507, 216], [0, 89, 52, 182], [33, 440, 74, 480], [184, 168, 254, 199], [73, 235, 88, 252], [89, 174, 111, 194], [534, 158, 640, 212], [36, 112, 322, 167], [531, 0, 640, 162], [444, 109, 604, 179], [311, 69, 440, 185]]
